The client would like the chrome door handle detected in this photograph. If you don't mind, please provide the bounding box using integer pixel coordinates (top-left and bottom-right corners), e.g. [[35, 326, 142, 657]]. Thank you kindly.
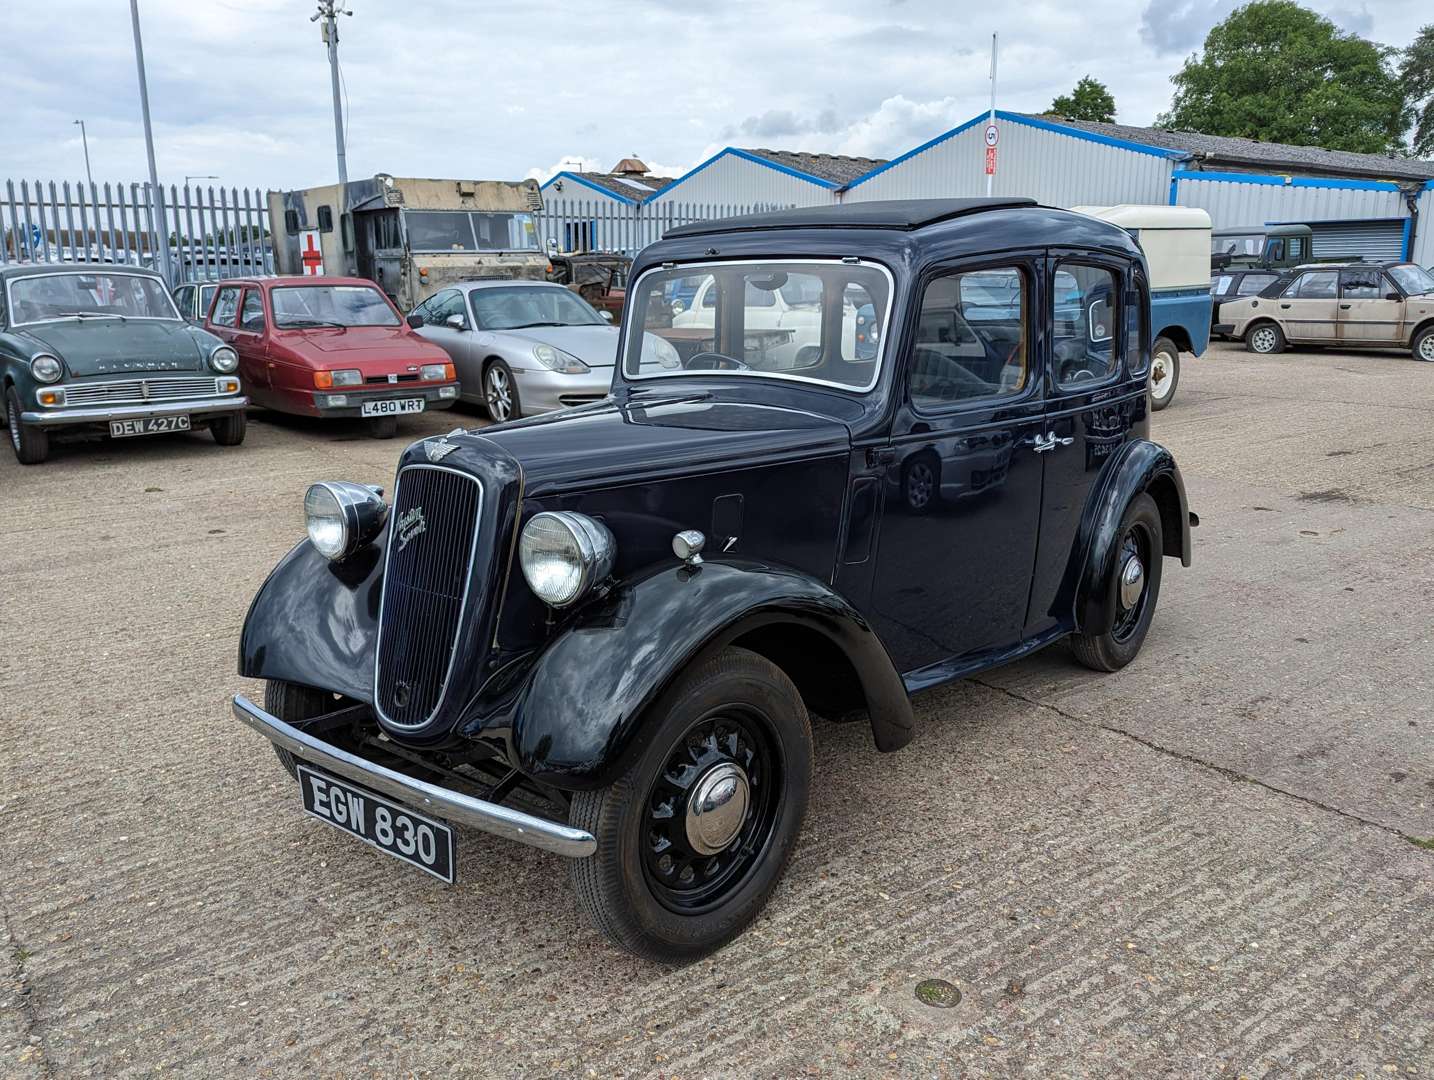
[[1032, 432, 1073, 453]]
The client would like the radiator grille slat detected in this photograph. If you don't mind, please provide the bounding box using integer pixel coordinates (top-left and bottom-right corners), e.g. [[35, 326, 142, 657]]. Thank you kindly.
[[374, 465, 482, 729], [62, 376, 222, 405]]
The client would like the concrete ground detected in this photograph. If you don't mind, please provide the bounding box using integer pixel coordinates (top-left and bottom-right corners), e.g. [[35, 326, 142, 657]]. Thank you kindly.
[[2, 341, 1431, 1078]]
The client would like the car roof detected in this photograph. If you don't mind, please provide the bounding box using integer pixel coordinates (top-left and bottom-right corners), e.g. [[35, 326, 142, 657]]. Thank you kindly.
[[447, 279, 569, 291], [217, 274, 381, 288], [0, 262, 162, 280], [664, 198, 1038, 237]]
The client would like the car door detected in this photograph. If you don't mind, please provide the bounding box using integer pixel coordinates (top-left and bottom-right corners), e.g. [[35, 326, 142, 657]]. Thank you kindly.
[[867, 257, 1048, 676], [1025, 256, 1143, 639], [413, 289, 470, 362], [1275, 270, 1339, 343], [233, 287, 272, 392], [1338, 268, 1405, 345], [171, 285, 195, 323]]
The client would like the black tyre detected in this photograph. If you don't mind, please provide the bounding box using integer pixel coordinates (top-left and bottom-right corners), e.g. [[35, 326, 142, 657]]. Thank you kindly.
[[5, 385, 49, 465], [902, 452, 940, 514], [1149, 337, 1180, 411], [1245, 321, 1285, 355], [483, 358, 520, 423], [1413, 325, 1434, 363], [569, 646, 813, 964], [1070, 493, 1163, 673], [367, 416, 398, 439], [210, 410, 248, 446], [264, 680, 332, 780]]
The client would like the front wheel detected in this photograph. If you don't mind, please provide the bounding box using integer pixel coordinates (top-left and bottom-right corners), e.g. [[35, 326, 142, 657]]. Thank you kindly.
[[5, 386, 49, 464], [568, 646, 812, 963], [210, 410, 247, 446], [1070, 493, 1163, 673], [264, 680, 332, 779], [1149, 337, 1180, 411], [484, 359, 520, 423]]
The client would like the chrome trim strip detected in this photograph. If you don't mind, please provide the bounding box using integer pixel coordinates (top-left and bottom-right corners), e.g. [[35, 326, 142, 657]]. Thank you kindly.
[[231, 694, 595, 857], [372, 463, 484, 732], [21, 395, 249, 425]]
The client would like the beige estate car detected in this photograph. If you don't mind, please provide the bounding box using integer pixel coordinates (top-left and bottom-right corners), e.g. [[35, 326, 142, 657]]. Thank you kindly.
[[1216, 262, 1434, 361]]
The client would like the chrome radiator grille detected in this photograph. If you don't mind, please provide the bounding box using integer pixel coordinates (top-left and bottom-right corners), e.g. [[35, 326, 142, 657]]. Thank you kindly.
[[62, 376, 223, 405], [374, 465, 483, 729]]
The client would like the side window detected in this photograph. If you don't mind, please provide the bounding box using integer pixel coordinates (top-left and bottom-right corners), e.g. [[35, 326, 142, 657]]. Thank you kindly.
[[1340, 269, 1382, 299], [1284, 271, 1337, 299], [1053, 263, 1120, 389], [1127, 271, 1149, 376], [283, 209, 300, 235], [1211, 275, 1233, 296], [317, 205, 334, 232], [211, 286, 242, 327], [1288, 237, 1306, 261], [172, 286, 192, 315], [909, 265, 1028, 409], [1236, 273, 1277, 296], [435, 291, 466, 327], [1265, 239, 1285, 263], [239, 290, 266, 332]]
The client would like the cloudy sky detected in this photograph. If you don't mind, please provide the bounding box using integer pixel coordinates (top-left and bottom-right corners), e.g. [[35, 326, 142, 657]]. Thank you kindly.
[[3, 0, 1426, 193]]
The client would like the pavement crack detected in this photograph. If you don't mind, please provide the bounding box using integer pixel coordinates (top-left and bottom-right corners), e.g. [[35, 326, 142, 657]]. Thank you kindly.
[[969, 676, 1427, 847], [2, 887, 53, 1078]]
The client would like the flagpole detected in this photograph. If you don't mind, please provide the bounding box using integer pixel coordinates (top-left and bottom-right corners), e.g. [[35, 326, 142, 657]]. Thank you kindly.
[[986, 32, 998, 197]]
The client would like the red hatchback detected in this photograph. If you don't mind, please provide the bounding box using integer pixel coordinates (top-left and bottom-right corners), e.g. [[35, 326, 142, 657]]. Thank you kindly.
[[204, 276, 460, 437]]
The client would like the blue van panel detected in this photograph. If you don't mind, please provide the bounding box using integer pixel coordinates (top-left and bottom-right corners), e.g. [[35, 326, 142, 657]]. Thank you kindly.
[[1151, 287, 1212, 356]]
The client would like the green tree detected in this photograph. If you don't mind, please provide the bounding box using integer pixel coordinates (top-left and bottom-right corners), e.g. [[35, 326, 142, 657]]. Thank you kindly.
[[1402, 25, 1434, 156], [1050, 76, 1117, 123], [1156, 1, 1406, 155]]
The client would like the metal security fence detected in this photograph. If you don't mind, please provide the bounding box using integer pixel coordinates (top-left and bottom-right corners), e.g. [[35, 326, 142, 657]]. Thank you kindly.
[[0, 179, 272, 285], [535, 199, 792, 257]]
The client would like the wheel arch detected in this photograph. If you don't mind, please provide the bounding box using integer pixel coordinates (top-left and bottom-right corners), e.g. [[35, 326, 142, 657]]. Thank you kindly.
[[1410, 318, 1434, 348], [1152, 326, 1192, 354]]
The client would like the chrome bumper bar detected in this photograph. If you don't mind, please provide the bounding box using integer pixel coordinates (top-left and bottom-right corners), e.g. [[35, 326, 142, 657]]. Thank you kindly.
[[230, 694, 596, 858], [23, 395, 249, 425]]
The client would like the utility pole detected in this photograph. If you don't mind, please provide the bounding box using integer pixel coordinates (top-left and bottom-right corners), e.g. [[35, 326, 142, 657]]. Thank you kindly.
[[986, 32, 998, 198], [129, 0, 172, 285], [73, 120, 94, 188], [311, 1, 352, 186]]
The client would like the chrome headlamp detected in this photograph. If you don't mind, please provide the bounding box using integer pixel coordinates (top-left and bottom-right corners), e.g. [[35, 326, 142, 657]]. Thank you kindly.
[[209, 345, 239, 374], [31, 354, 63, 383], [304, 481, 389, 561], [518, 511, 615, 608]]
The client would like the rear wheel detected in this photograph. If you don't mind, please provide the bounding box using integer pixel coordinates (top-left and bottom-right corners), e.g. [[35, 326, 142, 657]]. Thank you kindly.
[[1245, 321, 1285, 355], [5, 386, 49, 464], [1413, 326, 1434, 363], [210, 410, 247, 446], [1070, 493, 1163, 673], [367, 416, 398, 439], [902, 453, 940, 514], [1149, 337, 1180, 411], [264, 680, 332, 780], [569, 646, 812, 963]]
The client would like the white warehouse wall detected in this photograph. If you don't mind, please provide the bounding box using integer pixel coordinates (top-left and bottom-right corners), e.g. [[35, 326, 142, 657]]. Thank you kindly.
[[646, 151, 835, 209], [841, 113, 1175, 207]]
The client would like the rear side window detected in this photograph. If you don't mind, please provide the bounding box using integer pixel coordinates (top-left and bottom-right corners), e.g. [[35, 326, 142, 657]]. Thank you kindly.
[[211, 285, 241, 327], [1211, 275, 1233, 296], [1126, 271, 1149, 376], [1236, 273, 1277, 296], [909, 266, 1028, 409], [1053, 264, 1120, 389], [1285, 271, 1338, 299]]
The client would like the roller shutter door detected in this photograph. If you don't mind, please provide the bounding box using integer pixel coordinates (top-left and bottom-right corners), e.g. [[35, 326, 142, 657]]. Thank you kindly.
[[1307, 219, 1406, 261]]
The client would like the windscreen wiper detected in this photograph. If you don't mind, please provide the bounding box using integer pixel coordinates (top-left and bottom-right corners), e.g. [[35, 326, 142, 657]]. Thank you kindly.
[[58, 311, 126, 321]]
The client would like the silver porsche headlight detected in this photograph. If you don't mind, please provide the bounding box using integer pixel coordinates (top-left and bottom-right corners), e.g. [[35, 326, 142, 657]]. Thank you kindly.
[[304, 481, 388, 561], [31, 354, 63, 383], [519, 511, 615, 607], [209, 345, 239, 374], [532, 344, 589, 375]]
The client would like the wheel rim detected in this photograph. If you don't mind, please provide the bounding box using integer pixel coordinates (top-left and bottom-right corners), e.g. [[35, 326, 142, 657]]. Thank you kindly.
[[485, 367, 512, 421], [642, 707, 783, 914], [907, 462, 934, 510], [1111, 524, 1152, 643], [7, 398, 19, 451], [1150, 351, 1174, 400], [1418, 335, 1434, 362], [1251, 327, 1276, 353]]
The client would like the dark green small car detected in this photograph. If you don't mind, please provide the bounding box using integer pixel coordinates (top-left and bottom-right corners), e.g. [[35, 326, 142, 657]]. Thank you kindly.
[[1, 263, 249, 464]]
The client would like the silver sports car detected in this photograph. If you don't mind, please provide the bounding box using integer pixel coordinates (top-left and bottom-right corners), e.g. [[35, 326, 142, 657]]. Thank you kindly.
[[410, 280, 677, 421]]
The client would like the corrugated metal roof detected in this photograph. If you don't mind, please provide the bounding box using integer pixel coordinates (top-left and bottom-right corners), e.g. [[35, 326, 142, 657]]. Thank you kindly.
[[558, 172, 676, 200], [1035, 115, 1434, 182], [739, 148, 889, 186]]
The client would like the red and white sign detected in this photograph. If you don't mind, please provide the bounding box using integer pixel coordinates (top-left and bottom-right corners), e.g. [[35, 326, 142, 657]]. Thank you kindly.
[[984, 123, 999, 147], [985, 145, 998, 176], [299, 228, 325, 275]]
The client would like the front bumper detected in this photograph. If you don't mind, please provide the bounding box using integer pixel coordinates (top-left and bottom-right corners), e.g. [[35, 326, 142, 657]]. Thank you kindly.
[[512, 366, 614, 414], [230, 694, 597, 858], [22, 395, 249, 426], [309, 383, 460, 419]]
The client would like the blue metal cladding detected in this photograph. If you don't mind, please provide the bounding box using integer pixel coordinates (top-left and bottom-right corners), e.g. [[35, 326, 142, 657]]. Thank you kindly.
[[1150, 287, 1212, 356]]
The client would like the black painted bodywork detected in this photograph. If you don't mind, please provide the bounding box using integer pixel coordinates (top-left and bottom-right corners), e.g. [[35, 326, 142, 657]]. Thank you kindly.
[[240, 200, 1193, 793]]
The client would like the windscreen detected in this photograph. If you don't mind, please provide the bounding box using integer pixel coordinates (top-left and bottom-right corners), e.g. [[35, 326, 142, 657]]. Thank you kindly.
[[1389, 264, 1434, 296], [403, 210, 541, 252], [623, 260, 891, 390], [271, 285, 399, 328], [469, 286, 606, 330], [8, 272, 178, 324]]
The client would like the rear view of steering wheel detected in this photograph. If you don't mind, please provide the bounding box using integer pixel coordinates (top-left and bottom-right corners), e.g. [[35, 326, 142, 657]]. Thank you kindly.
[[684, 352, 751, 371]]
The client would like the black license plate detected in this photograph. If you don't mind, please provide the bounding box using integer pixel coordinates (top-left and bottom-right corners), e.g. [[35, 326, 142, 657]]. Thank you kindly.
[[296, 764, 455, 883], [109, 415, 191, 437]]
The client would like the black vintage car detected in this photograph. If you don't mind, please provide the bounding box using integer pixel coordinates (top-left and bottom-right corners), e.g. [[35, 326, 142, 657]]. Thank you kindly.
[[1, 263, 247, 463], [232, 199, 1195, 962]]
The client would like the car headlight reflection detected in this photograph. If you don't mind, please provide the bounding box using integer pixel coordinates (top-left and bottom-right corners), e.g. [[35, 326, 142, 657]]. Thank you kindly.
[[518, 511, 615, 607], [304, 481, 389, 561]]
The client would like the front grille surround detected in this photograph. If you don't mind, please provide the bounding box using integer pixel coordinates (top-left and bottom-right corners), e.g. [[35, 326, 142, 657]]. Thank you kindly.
[[59, 375, 227, 406], [373, 464, 484, 731]]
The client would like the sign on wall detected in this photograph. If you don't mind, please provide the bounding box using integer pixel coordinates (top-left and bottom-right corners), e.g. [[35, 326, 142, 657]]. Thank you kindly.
[[984, 123, 999, 176], [299, 229, 325, 275]]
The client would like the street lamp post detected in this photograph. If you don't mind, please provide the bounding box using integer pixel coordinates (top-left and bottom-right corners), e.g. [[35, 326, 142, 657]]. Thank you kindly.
[[73, 120, 94, 188], [128, 0, 172, 285], [311, 1, 352, 187]]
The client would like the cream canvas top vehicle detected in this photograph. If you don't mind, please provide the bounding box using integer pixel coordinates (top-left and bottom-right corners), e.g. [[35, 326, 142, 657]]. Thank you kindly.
[[1217, 262, 1434, 360]]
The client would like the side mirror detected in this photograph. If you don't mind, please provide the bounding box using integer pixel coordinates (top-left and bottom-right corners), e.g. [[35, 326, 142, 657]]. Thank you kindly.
[[446, 313, 467, 331], [1386, 292, 1402, 301], [600, 310, 614, 323], [405, 313, 424, 329]]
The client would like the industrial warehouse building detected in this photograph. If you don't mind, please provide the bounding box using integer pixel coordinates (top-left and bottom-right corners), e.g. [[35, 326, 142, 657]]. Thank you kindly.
[[543, 113, 1434, 265]]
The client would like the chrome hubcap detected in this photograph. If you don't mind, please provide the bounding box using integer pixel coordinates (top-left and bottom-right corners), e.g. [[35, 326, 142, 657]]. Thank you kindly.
[[1419, 336, 1434, 362], [1150, 354, 1172, 398], [486, 368, 511, 420], [1252, 328, 1276, 352], [684, 762, 750, 856], [1119, 553, 1145, 610]]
